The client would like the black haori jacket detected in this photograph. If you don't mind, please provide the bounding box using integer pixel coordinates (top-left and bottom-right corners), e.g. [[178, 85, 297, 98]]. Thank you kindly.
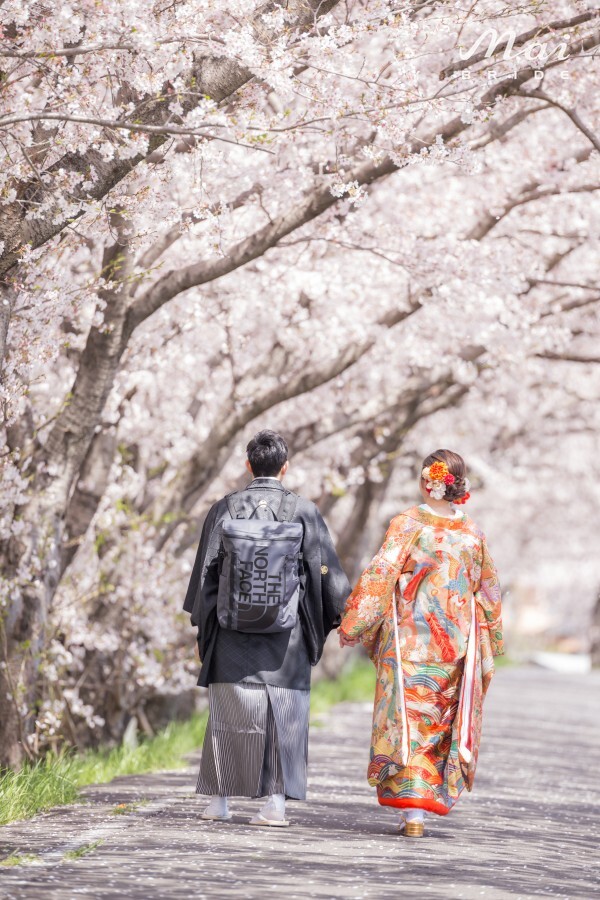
[[183, 478, 351, 690]]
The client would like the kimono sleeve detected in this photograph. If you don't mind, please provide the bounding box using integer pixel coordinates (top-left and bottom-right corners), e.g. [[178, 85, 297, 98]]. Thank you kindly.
[[339, 517, 418, 643], [474, 540, 504, 657], [182, 500, 221, 626]]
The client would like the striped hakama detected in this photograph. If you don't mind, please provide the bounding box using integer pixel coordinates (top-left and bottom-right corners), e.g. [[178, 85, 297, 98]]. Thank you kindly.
[[197, 683, 310, 800]]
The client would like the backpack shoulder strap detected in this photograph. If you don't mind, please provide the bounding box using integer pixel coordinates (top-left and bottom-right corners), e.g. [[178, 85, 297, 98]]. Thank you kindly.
[[226, 492, 269, 520], [225, 494, 239, 519], [248, 498, 269, 519], [275, 490, 298, 522]]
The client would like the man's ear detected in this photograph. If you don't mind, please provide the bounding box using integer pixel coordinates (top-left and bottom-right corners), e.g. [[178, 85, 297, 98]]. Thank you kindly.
[[280, 461, 289, 477], [245, 459, 253, 475]]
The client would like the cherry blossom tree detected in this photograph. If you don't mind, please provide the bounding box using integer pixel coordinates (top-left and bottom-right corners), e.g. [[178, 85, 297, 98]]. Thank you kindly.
[[1, 0, 599, 764]]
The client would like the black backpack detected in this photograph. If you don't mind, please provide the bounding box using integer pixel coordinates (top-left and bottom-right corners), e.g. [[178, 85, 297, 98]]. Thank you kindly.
[[216, 491, 304, 634]]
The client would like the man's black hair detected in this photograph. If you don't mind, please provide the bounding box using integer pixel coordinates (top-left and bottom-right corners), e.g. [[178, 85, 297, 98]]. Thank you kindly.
[[246, 430, 289, 477]]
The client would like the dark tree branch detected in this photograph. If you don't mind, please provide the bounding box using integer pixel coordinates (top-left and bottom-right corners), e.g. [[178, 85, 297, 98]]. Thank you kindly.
[[537, 351, 600, 364], [519, 88, 600, 153], [0, 0, 341, 279], [466, 147, 596, 241]]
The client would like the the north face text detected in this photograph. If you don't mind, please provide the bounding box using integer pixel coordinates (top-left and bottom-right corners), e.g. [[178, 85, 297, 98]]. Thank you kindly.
[[239, 546, 284, 606]]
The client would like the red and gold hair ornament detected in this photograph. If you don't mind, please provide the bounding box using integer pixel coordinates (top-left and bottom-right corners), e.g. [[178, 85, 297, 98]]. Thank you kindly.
[[421, 462, 471, 503]]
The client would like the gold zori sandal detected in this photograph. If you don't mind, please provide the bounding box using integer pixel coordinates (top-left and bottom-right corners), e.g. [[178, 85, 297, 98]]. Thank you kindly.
[[398, 815, 425, 837]]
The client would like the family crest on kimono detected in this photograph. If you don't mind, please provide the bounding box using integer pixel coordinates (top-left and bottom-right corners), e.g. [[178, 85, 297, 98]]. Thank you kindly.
[[183, 430, 350, 827], [339, 449, 503, 838]]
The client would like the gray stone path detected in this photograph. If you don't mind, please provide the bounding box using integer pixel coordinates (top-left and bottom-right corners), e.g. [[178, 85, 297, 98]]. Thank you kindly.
[[0, 666, 599, 900]]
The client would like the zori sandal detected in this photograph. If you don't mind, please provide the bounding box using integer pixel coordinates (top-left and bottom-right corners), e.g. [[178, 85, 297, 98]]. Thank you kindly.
[[248, 813, 290, 828], [398, 814, 425, 837], [201, 811, 232, 821]]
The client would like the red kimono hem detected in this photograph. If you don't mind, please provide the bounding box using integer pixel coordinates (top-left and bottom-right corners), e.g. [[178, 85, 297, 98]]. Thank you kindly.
[[377, 796, 450, 816]]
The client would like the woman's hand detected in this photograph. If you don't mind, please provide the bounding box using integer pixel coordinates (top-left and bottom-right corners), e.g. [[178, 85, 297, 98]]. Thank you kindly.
[[338, 629, 360, 648]]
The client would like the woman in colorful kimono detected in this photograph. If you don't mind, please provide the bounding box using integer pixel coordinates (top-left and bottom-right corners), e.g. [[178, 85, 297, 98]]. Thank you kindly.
[[338, 449, 503, 838]]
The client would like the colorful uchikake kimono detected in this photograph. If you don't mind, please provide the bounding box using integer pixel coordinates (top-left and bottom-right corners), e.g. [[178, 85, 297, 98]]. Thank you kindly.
[[339, 504, 503, 817]]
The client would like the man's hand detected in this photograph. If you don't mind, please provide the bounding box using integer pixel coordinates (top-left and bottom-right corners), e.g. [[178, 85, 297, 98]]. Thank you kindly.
[[338, 629, 359, 648], [194, 641, 201, 663]]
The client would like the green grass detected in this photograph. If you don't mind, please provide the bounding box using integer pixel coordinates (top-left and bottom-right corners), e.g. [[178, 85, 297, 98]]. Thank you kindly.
[[63, 840, 103, 861], [72, 711, 208, 786], [0, 852, 39, 867], [0, 711, 208, 827], [110, 800, 148, 815], [310, 657, 375, 716], [493, 654, 515, 668]]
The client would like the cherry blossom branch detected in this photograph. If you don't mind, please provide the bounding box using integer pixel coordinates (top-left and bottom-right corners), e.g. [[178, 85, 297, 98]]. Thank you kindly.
[[0, 112, 276, 154], [126, 54, 577, 330], [518, 88, 600, 153], [541, 294, 600, 318], [133, 183, 264, 274], [538, 352, 600, 364], [467, 178, 599, 241], [126, 154, 391, 330], [530, 279, 598, 291], [0, 35, 217, 59], [278, 235, 411, 270], [174, 374, 470, 558], [151, 301, 423, 536], [153, 297, 421, 518], [0, 0, 342, 278], [155, 301, 491, 550], [468, 103, 549, 149]]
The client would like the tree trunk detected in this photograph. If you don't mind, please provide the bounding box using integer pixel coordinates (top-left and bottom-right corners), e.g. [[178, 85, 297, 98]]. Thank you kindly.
[[0, 226, 133, 767], [0, 618, 36, 767], [0, 284, 14, 373]]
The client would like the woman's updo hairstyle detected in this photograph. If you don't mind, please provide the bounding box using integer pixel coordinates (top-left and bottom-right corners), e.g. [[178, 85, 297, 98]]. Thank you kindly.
[[421, 449, 469, 502]]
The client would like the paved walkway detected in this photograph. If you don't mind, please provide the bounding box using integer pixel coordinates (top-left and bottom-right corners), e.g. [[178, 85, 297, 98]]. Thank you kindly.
[[0, 667, 598, 900]]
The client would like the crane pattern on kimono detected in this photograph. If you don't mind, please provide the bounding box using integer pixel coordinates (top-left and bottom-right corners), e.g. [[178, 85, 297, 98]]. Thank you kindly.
[[396, 524, 481, 663]]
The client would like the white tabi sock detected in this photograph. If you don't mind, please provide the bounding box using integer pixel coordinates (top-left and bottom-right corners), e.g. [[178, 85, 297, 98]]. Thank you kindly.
[[259, 793, 286, 821], [204, 795, 229, 817], [402, 808, 425, 824]]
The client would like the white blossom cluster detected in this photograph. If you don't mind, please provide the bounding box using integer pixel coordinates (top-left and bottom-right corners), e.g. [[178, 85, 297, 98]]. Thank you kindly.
[[1, 0, 599, 752]]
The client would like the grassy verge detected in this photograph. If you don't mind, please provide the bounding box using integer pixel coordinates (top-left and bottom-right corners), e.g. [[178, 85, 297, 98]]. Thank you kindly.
[[0, 852, 40, 868], [310, 657, 375, 716], [493, 654, 515, 668], [0, 712, 208, 827]]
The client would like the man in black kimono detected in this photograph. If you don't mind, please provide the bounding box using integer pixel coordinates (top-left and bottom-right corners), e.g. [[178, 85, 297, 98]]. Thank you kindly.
[[183, 430, 350, 826]]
